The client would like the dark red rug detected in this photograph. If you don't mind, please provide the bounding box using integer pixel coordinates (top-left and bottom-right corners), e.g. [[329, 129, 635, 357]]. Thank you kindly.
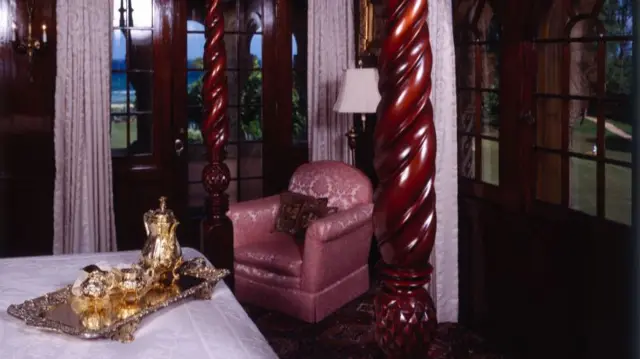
[[242, 290, 507, 359]]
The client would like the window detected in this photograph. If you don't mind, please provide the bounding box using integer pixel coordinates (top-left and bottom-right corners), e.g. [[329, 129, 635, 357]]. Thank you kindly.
[[110, 0, 154, 156], [534, 0, 633, 225], [454, 1, 501, 186], [186, 0, 266, 209], [186, 0, 307, 211]]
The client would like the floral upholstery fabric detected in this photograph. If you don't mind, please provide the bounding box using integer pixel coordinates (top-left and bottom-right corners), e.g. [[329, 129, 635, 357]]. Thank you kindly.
[[235, 232, 303, 277], [228, 195, 281, 249], [304, 203, 373, 243], [296, 205, 338, 237], [288, 161, 373, 211], [301, 203, 374, 292], [235, 263, 301, 290]]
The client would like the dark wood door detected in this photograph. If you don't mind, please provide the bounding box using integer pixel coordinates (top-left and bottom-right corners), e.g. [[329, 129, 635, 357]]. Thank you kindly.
[[110, 0, 188, 250], [455, 0, 634, 358]]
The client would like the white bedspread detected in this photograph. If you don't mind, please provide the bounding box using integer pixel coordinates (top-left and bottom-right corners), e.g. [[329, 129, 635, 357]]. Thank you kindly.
[[0, 248, 278, 359]]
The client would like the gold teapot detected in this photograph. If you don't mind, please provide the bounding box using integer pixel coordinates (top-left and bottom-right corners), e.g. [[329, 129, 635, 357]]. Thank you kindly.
[[140, 197, 183, 281]]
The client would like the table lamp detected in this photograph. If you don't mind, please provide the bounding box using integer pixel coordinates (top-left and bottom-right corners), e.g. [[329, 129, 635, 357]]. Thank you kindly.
[[333, 63, 381, 164]]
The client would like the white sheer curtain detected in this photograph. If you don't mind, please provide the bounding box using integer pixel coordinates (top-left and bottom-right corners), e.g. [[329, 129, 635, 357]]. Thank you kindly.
[[307, 0, 355, 164], [53, 0, 117, 254], [427, 0, 459, 323]]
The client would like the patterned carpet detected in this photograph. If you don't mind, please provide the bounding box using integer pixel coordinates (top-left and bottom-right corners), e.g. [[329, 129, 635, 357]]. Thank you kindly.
[[242, 290, 508, 359]]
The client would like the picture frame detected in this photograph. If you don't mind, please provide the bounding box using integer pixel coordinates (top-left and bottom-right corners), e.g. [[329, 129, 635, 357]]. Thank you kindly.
[[358, 0, 383, 57]]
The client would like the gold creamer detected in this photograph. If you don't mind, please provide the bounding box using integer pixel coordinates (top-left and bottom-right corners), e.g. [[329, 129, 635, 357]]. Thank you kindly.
[[140, 197, 183, 280]]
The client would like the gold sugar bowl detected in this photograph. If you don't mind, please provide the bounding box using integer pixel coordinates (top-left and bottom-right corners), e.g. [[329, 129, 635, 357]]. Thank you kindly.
[[116, 264, 151, 302]]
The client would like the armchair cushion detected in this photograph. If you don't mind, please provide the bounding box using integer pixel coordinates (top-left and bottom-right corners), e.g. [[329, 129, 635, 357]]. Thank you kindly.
[[235, 232, 303, 277]]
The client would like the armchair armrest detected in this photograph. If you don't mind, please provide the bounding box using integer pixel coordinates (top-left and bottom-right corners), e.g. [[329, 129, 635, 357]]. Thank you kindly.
[[227, 194, 281, 248], [301, 203, 374, 292], [305, 203, 374, 243]]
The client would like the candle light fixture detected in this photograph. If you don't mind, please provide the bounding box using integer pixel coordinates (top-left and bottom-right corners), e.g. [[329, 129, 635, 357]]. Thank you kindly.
[[12, 0, 48, 82]]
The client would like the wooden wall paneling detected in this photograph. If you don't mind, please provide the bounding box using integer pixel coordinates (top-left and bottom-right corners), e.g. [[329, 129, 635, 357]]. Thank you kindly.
[[0, 0, 56, 258], [462, 193, 632, 359]]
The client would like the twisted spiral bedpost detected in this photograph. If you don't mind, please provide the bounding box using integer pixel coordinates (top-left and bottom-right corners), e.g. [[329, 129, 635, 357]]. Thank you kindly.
[[201, 0, 234, 291], [373, 0, 437, 356]]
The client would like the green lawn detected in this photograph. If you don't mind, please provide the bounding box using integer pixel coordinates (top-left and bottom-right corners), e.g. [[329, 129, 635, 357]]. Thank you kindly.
[[111, 117, 138, 149], [478, 121, 632, 225]]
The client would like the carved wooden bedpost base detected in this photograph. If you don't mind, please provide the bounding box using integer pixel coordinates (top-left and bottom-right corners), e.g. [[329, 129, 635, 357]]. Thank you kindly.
[[374, 265, 437, 358], [202, 163, 234, 291], [373, 0, 437, 357], [201, 0, 234, 291]]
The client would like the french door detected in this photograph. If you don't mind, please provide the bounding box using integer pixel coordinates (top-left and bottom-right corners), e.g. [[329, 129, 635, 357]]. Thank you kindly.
[[173, 0, 309, 246], [530, 0, 633, 224], [110, 0, 308, 250], [110, 0, 186, 250], [454, 0, 633, 357]]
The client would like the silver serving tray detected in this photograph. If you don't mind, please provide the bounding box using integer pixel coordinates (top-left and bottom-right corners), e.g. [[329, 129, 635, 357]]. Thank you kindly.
[[7, 257, 229, 343]]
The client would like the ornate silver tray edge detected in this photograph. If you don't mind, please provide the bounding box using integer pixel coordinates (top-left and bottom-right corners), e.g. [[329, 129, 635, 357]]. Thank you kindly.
[[7, 259, 229, 343]]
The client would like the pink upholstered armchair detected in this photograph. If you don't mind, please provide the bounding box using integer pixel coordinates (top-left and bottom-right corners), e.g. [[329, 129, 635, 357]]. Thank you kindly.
[[229, 161, 374, 323]]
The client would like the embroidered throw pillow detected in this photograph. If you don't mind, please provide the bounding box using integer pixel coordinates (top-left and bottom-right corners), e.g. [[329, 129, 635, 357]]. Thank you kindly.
[[296, 206, 338, 233], [274, 192, 329, 235]]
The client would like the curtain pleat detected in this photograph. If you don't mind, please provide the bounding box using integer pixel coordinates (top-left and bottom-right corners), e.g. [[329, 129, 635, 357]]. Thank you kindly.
[[54, 0, 117, 254], [307, 0, 355, 164], [427, 0, 460, 323]]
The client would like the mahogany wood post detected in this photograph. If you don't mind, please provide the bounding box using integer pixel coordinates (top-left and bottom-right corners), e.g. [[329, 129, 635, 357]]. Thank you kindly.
[[201, 0, 234, 291], [373, 0, 437, 357]]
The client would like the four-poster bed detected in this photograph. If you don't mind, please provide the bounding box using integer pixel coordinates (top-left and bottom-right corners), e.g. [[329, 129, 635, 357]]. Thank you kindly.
[[201, 0, 235, 291], [201, 0, 438, 356]]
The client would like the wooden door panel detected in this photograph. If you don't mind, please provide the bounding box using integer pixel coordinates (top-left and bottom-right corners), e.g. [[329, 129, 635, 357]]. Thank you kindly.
[[460, 197, 631, 358], [110, 0, 185, 250]]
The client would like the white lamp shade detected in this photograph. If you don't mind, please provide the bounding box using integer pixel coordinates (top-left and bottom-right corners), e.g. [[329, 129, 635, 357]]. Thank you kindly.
[[333, 68, 381, 114]]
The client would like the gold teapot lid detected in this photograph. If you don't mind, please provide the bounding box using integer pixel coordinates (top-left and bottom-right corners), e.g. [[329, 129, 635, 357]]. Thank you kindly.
[[144, 197, 177, 225]]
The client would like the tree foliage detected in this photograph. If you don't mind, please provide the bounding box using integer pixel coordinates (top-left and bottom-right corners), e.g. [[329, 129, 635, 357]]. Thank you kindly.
[[186, 55, 307, 143], [600, 0, 633, 96], [240, 57, 263, 140], [481, 2, 633, 127]]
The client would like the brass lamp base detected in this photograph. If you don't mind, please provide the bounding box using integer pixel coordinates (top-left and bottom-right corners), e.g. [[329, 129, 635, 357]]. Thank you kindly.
[[346, 127, 357, 165]]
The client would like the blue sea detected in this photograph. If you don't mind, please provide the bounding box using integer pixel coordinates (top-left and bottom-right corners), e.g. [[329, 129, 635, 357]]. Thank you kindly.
[[111, 60, 202, 105]]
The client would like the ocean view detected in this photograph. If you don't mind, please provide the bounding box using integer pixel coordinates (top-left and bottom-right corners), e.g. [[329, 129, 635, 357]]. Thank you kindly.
[[111, 59, 202, 105]]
